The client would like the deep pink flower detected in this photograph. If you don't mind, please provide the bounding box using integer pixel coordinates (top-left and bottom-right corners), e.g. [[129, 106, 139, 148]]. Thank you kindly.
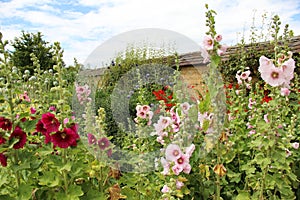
[[36, 120, 51, 144], [49, 106, 56, 111], [165, 144, 182, 162], [98, 137, 110, 150], [0, 153, 7, 167], [51, 127, 79, 148], [41, 112, 60, 133], [9, 126, 27, 149], [0, 135, 6, 145], [87, 133, 97, 145], [0, 117, 12, 131], [30, 107, 36, 114]]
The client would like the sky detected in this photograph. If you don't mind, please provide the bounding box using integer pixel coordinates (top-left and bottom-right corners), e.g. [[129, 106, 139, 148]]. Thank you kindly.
[[1, 0, 300, 67]]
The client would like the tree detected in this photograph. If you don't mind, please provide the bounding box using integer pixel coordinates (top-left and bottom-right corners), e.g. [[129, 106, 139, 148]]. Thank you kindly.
[[10, 31, 58, 74]]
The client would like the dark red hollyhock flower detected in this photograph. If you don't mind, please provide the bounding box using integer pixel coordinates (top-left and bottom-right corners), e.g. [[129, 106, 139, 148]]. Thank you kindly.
[[36, 120, 51, 144], [262, 95, 272, 103], [98, 137, 110, 150], [0, 117, 12, 131], [0, 135, 6, 145], [9, 126, 27, 149], [87, 133, 97, 145], [69, 124, 80, 147], [0, 153, 7, 167], [51, 127, 79, 148], [41, 112, 60, 133]]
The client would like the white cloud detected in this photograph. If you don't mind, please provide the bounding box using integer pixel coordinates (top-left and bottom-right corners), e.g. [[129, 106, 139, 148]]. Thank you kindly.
[[0, 0, 300, 66]]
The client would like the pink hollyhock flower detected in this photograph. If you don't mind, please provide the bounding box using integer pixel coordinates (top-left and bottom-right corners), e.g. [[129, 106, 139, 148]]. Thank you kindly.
[[280, 88, 290, 96], [141, 105, 150, 113], [180, 102, 191, 114], [172, 164, 183, 175], [0, 153, 7, 167], [36, 120, 51, 144], [292, 142, 299, 149], [264, 114, 270, 123], [9, 126, 27, 149], [157, 136, 165, 145], [176, 180, 184, 189], [183, 163, 192, 174], [185, 144, 195, 158], [215, 34, 222, 42], [165, 144, 182, 161], [0, 117, 12, 131], [203, 35, 214, 50], [154, 116, 171, 134], [240, 70, 251, 80], [30, 107, 36, 114], [51, 127, 79, 148], [161, 157, 170, 175], [41, 112, 60, 133], [19, 91, 30, 102], [201, 48, 210, 63], [137, 111, 147, 119], [217, 45, 227, 56], [75, 83, 91, 105], [248, 98, 256, 109], [87, 133, 97, 145], [259, 56, 273, 70], [281, 58, 295, 86], [49, 106, 56, 111], [248, 130, 256, 136], [286, 148, 291, 157], [161, 185, 170, 193], [63, 118, 69, 125], [98, 137, 110, 150], [260, 65, 285, 87], [175, 154, 189, 168]]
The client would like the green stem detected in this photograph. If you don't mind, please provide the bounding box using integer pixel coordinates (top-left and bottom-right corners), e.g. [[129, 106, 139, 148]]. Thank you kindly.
[[13, 151, 21, 188], [62, 149, 69, 194]]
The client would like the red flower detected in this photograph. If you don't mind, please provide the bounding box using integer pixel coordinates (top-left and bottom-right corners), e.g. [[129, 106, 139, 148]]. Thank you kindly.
[[36, 120, 51, 144], [0, 153, 7, 167], [87, 133, 97, 145], [41, 112, 60, 133], [0, 135, 6, 145], [262, 95, 272, 103], [9, 126, 27, 149], [51, 127, 79, 148], [0, 117, 12, 131]]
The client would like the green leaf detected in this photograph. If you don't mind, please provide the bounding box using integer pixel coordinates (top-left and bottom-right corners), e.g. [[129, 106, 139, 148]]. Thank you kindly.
[[17, 183, 33, 200], [39, 171, 60, 187], [236, 191, 250, 200]]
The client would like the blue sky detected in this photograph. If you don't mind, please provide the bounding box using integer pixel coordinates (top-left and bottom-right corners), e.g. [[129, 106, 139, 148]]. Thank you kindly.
[[1, 0, 300, 66]]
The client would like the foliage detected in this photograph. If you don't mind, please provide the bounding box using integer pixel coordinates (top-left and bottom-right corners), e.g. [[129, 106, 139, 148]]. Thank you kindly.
[[10, 31, 58, 74]]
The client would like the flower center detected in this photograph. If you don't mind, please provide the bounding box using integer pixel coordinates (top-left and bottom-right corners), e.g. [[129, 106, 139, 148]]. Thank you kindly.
[[61, 133, 66, 139], [208, 39, 213, 45], [271, 71, 279, 79], [173, 150, 179, 156], [177, 157, 184, 164]]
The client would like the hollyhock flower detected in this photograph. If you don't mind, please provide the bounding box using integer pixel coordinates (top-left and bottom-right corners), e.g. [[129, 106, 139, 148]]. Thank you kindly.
[[49, 106, 56, 111], [172, 164, 183, 175], [19, 91, 30, 102], [137, 111, 147, 119], [180, 102, 191, 114], [63, 118, 69, 125], [87, 133, 97, 145], [41, 112, 60, 133], [161, 157, 170, 175], [203, 35, 214, 50], [260, 65, 285, 87], [98, 137, 110, 150], [217, 45, 227, 56], [248, 98, 256, 109], [185, 144, 195, 158], [161, 185, 170, 193], [0, 117, 12, 131], [36, 120, 51, 144], [201, 48, 210, 63], [215, 34, 222, 42], [285, 148, 291, 157], [51, 127, 79, 148], [292, 142, 299, 149], [0, 153, 7, 167], [175, 154, 189, 168], [9, 126, 27, 149], [176, 180, 184, 189], [157, 136, 165, 145], [30, 107, 36, 114], [240, 70, 251, 80], [75, 83, 91, 105], [280, 88, 290, 96], [264, 114, 270, 123], [259, 56, 273, 70], [248, 130, 256, 136], [154, 116, 171, 133], [281, 58, 295, 86], [165, 144, 182, 161], [0, 135, 6, 145], [183, 163, 192, 174]]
